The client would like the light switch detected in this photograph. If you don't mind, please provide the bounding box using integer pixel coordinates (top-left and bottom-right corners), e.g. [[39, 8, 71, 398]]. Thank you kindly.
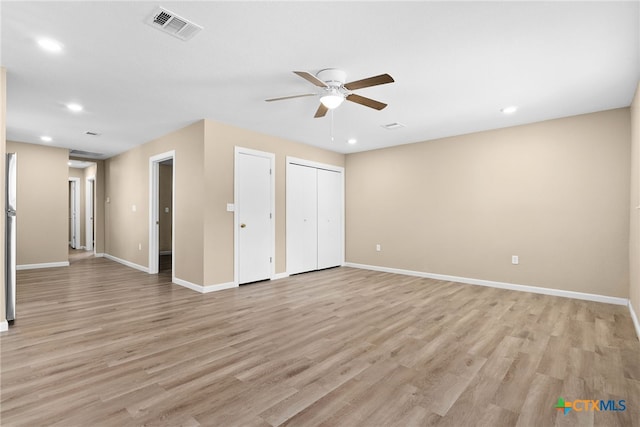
[[227, 203, 235, 212], [132, 204, 137, 212], [164, 207, 170, 213]]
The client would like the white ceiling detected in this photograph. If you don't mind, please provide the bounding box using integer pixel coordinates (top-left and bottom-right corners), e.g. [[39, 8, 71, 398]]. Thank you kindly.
[[2, 1, 639, 159]]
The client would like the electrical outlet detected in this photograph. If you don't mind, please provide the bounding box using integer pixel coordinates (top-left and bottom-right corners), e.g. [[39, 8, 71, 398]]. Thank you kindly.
[[376, 244, 381, 252], [512, 255, 519, 265]]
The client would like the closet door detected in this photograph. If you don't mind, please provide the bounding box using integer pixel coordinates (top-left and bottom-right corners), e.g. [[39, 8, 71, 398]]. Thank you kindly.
[[317, 169, 342, 269], [287, 164, 318, 274]]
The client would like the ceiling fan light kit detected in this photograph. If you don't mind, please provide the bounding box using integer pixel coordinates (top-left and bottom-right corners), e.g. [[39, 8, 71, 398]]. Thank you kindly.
[[266, 68, 394, 118], [320, 90, 345, 109]]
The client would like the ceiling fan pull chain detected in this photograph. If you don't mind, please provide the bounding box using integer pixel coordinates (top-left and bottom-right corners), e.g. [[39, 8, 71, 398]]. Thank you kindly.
[[331, 109, 334, 141]]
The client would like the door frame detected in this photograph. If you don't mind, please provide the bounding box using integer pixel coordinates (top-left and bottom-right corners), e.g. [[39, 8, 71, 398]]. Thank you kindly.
[[85, 176, 95, 252], [148, 150, 175, 277], [68, 177, 81, 249], [285, 157, 345, 273], [234, 146, 275, 285]]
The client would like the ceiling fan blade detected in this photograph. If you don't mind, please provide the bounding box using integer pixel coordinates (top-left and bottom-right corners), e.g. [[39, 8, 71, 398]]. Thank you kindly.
[[265, 93, 316, 102], [294, 71, 328, 88], [346, 94, 387, 110], [344, 73, 394, 91], [314, 103, 329, 118]]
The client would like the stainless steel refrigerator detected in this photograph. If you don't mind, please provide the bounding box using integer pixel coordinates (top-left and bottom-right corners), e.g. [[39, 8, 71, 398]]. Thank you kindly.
[[6, 153, 16, 322]]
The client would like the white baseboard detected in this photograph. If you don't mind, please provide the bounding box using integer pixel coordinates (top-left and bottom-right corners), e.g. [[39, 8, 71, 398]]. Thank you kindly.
[[94, 253, 104, 258], [103, 254, 149, 273], [343, 262, 629, 306], [172, 277, 238, 293], [272, 272, 289, 281], [0, 320, 8, 332], [629, 300, 640, 342], [17, 261, 69, 270]]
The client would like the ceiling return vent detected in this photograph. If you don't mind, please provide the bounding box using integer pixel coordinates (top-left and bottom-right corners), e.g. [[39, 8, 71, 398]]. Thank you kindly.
[[70, 149, 104, 159], [146, 7, 203, 41]]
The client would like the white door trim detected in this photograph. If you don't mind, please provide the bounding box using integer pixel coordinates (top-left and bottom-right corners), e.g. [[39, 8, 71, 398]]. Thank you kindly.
[[85, 176, 95, 252], [234, 146, 276, 285], [287, 156, 344, 173], [148, 151, 175, 278], [285, 157, 345, 270], [69, 177, 81, 249]]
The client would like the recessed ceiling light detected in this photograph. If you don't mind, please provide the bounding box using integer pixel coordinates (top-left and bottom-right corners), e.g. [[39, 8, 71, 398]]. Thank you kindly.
[[66, 103, 83, 112], [347, 138, 357, 145], [40, 136, 52, 142], [501, 106, 518, 114], [37, 38, 63, 53]]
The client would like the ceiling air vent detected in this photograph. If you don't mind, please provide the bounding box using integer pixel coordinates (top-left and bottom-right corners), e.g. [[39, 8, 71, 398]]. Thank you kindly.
[[146, 7, 203, 41], [381, 122, 406, 130]]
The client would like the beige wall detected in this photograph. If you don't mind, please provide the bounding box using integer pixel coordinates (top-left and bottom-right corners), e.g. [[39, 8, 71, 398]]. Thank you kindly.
[[159, 163, 173, 252], [630, 83, 640, 325], [1, 68, 6, 324], [202, 120, 345, 285], [6, 141, 69, 266], [104, 119, 344, 287], [105, 121, 205, 285], [346, 109, 631, 298]]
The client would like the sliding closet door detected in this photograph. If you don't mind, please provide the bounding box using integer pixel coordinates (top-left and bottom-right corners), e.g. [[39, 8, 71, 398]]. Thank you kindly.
[[287, 164, 318, 275], [317, 169, 342, 269]]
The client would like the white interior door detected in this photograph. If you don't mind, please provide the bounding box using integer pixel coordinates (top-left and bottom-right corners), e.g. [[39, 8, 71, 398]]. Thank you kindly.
[[237, 151, 273, 284], [317, 168, 342, 269], [287, 164, 318, 275]]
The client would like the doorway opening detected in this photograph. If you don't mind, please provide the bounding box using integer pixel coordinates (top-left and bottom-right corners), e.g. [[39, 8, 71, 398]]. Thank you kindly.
[[68, 177, 80, 249], [68, 159, 98, 263], [149, 151, 175, 279]]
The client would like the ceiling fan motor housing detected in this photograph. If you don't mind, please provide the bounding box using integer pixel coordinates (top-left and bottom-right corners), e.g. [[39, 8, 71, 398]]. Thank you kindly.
[[316, 68, 347, 87]]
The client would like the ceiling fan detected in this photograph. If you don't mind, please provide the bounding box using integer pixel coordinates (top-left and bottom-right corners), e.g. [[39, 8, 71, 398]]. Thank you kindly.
[[266, 69, 394, 118]]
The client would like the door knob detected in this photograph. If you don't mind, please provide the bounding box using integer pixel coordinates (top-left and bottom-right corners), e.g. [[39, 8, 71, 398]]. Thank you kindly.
[[240, 223, 246, 228]]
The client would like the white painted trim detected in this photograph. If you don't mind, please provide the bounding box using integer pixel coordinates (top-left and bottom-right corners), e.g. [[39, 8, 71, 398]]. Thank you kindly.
[[344, 262, 630, 306], [629, 300, 640, 342], [148, 150, 175, 277], [103, 253, 149, 273], [272, 272, 289, 281], [17, 261, 69, 270], [234, 147, 276, 285], [0, 320, 8, 332], [94, 253, 105, 258], [286, 156, 344, 173], [173, 277, 238, 294]]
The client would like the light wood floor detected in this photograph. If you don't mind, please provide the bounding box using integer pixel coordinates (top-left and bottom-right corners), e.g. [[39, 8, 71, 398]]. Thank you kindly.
[[1, 257, 639, 426]]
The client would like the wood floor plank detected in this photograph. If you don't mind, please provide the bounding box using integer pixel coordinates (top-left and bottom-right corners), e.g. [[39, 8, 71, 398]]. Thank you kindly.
[[1, 252, 638, 426]]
